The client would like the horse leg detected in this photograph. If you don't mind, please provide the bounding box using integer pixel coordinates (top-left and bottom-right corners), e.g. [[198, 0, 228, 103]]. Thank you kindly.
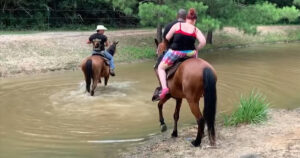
[[171, 98, 182, 137], [91, 71, 100, 96], [104, 76, 109, 86], [187, 99, 205, 147], [91, 78, 97, 96], [158, 96, 170, 132]]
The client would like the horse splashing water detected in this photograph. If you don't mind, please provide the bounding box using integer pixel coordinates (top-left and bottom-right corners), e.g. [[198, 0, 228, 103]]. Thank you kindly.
[[81, 41, 119, 96], [154, 39, 217, 147]]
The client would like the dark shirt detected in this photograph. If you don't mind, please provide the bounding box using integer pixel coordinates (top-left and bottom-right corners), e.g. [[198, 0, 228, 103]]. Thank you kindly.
[[163, 20, 178, 41], [89, 33, 107, 52], [163, 19, 185, 49], [170, 22, 196, 51]]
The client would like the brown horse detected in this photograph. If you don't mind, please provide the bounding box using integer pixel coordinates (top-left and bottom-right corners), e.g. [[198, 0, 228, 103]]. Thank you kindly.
[[81, 41, 118, 96], [154, 39, 217, 147]]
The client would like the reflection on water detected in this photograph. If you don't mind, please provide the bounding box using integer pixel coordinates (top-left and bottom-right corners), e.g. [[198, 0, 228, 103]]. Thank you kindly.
[[1, 42, 300, 158]]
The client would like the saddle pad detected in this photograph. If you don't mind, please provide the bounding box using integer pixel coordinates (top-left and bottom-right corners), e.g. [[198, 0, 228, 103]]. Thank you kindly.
[[157, 56, 192, 79], [92, 53, 110, 66]]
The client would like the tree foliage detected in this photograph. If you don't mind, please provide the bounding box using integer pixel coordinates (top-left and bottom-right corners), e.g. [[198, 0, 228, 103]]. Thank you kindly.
[[0, 0, 299, 32], [138, 2, 175, 27], [229, 2, 300, 34], [0, 0, 139, 30], [295, 0, 300, 7]]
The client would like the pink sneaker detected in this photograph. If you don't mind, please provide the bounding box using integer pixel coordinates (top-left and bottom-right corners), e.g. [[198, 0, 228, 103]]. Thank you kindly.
[[159, 88, 169, 99]]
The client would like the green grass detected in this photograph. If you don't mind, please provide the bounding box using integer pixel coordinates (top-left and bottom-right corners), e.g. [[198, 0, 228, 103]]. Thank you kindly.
[[117, 46, 156, 62], [0, 31, 41, 35], [201, 28, 300, 52], [224, 91, 270, 126]]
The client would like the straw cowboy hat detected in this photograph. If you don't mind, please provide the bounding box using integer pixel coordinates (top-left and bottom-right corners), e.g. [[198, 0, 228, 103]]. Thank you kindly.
[[96, 25, 107, 31]]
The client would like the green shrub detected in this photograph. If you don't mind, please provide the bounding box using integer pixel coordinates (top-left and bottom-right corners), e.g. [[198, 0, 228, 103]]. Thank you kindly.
[[224, 91, 269, 126]]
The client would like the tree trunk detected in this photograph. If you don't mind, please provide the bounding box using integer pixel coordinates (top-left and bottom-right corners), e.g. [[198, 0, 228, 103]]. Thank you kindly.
[[206, 30, 213, 44], [156, 23, 163, 43]]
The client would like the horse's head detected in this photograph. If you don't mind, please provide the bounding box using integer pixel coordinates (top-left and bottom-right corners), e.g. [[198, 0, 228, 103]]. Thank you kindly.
[[106, 41, 119, 56], [155, 38, 168, 57]]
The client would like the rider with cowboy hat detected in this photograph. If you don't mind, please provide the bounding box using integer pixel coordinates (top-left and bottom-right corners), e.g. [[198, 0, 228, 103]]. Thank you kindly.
[[87, 25, 115, 76]]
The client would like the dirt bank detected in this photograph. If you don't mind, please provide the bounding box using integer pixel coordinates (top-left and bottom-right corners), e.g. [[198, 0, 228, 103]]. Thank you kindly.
[[0, 29, 156, 78], [122, 108, 300, 158]]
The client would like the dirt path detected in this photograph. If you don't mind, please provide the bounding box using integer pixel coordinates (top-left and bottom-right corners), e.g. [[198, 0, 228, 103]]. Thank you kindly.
[[0, 29, 156, 77], [122, 108, 300, 158], [0, 29, 155, 42]]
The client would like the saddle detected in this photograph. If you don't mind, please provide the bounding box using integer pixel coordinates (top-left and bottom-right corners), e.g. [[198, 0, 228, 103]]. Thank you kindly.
[[165, 56, 191, 79], [92, 51, 110, 66], [152, 56, 192, 101], [154, 55, 192, 79]]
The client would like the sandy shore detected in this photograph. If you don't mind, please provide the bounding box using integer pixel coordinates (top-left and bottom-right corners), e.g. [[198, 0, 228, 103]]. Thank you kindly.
[[122, 108, 300, 158]]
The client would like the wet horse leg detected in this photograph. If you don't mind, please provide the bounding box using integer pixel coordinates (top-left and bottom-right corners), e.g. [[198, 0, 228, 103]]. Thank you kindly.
[[83, 71, 90, 93], [91, 79, 98, 96], [104, 76, 109, 86], [91, 70, 100, 96], [187, 99, 205, 147], [171, 98, 182, 137], [158, 96, 170, 132]]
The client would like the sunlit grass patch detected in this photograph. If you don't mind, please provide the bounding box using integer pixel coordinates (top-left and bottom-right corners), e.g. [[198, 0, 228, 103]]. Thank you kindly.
[[117, 46, 155, 61], [224, 91, 270, 126]]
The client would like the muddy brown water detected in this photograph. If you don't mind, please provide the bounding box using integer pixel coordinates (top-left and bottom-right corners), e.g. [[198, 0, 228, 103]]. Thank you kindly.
[[0, 42, 300, 158]]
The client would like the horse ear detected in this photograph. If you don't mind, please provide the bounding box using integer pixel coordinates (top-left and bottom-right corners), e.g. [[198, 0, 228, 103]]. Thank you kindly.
[[154, 38, 159, 47], [115, 41, 119, 45]]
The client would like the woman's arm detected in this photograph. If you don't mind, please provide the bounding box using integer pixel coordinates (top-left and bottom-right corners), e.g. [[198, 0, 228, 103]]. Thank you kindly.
[[195, 28, 206, 52], [165, 23, 178, 41]]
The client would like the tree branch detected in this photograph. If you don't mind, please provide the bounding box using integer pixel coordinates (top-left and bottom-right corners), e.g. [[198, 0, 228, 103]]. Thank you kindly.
[[17, 1, 32, 18]]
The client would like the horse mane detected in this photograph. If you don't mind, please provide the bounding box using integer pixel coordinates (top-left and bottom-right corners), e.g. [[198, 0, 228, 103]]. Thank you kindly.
[[106, 41, 119, 56]]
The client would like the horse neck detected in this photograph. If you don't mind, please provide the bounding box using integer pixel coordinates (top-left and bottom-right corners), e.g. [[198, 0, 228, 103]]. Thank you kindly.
[[106, 45, 116, 56], [158, 42, 167, 56]]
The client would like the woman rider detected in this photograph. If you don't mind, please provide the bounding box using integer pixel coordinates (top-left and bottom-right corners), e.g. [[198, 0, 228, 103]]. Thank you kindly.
[[157, 8, 207, 99]]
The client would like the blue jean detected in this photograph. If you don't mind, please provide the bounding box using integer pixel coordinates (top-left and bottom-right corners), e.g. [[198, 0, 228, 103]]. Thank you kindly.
[[92, 50, 115, 69], [103, 51, 115, 69]]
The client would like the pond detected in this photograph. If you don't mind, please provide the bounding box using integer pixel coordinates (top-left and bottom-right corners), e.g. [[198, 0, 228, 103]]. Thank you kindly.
[[0, 42, 300, 158]]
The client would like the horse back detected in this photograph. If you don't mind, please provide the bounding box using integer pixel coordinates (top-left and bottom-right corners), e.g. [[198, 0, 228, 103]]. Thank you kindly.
[[179, 58, 216, 80], [81, 56, 109, 77], [168, 58, 216, 99]]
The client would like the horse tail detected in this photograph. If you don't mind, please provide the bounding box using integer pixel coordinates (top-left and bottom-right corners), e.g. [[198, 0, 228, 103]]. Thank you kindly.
[[203, 67, 217, 134], [85, 59, 93, 92]]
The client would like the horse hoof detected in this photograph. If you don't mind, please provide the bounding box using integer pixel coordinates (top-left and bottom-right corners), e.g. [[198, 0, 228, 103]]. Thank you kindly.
[[171, 131, 178, 137], [191, 140, 200, 147], [91, 91, 94, 96], [210, 141, 216, 146], [160, 124, 167, 132]]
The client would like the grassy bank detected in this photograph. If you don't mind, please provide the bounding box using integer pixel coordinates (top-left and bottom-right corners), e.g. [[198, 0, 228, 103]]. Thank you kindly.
[[224, 91, 269, 126], [0, 26, 300, 77], [202, 26, 300, 51]]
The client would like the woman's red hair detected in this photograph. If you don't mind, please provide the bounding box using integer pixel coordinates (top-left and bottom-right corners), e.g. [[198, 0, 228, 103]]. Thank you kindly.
[[186, 8, 197, 20]]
